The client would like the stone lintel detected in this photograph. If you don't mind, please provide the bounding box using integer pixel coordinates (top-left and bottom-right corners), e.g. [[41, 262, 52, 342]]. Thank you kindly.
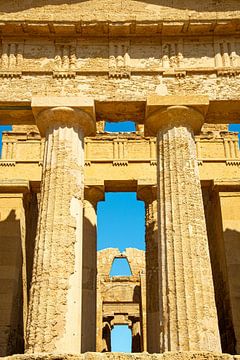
[[0, 179, 30, 193], [145, 95, 209, 136], [95, 101, 146, 123], [1, 98, 240, 127], [211, 179, 240, 192], [32, 96, 96, 136], [0, 101, 34, 126], [104, 179, 138, 192]]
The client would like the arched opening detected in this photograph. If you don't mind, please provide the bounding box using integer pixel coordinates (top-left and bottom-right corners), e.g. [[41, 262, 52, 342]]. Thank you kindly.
[[111, 325, 132, 352], [104, 121, 136, 133], [110, 257, 132, 277]]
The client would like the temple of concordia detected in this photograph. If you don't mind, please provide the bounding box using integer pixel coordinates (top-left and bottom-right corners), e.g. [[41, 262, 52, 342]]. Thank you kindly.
[[1, 0, 240, 359]]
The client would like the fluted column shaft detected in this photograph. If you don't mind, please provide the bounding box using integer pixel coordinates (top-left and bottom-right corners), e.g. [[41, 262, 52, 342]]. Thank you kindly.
[[26, 104, 95, 354], [146, 103, 221, 353]]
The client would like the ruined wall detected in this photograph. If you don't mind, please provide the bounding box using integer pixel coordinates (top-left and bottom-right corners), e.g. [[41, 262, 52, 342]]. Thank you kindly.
[[219, 192, 240, 354], [0, 1, 240, 356], [203, 188, 236, 354], [0, 193, 27, 355], [97, 248, 146, 352]]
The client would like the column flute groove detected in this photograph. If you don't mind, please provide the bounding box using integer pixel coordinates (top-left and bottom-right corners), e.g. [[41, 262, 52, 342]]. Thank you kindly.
[[166, 128, 179, 350], [28, 127, 55, 345], [173, 127, 190, 350], [179, 127, 200, 349], [42, 125, 60, 347]]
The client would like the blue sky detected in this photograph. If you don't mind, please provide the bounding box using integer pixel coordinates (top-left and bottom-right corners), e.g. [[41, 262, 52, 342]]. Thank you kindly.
[[1, 122, 240, 352], [97, 191, 145, 253]]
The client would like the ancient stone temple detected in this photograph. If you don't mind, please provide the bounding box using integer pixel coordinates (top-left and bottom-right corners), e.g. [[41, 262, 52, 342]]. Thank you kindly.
[[1, 1, 240, 359]]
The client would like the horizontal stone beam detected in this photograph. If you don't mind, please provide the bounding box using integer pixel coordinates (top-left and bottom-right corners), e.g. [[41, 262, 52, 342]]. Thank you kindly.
[[0, 18, 238, 37], [0, 98, 240, 126]]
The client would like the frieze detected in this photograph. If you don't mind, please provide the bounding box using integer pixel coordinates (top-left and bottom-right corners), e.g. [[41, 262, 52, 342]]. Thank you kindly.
[[0, 36, 240, 79]]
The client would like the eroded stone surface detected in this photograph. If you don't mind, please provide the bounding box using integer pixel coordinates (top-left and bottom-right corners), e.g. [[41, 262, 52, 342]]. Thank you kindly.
[[97, 249, 146, 352], [0, 351, 235, 360], [0, 0, 240, 358]]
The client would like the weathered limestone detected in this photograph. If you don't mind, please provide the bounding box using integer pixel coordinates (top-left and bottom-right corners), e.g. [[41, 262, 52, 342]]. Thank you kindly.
[[0, 352, 236, 360], [97, 248, 146, 353], [82, 186, 104, 352], [218, 191, 240, 354], [1, 0, 240, 357], [145, 97, 221, 352], [26, 98, 95, 353], [2, 122, 240, 356], [202, 185, 236, 354], [0, 182, 29, 356]]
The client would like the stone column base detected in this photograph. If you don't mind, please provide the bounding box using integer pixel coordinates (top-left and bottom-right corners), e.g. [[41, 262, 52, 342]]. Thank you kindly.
[[1, 353, 238, 360]]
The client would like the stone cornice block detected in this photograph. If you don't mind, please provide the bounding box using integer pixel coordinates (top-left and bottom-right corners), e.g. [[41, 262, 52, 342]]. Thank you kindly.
[[32, 96, 95, 120], [145, 95, 209, 136], [32, 96, 96, 136], [146, 95, 209, 118], [0, 18, 239, 37]]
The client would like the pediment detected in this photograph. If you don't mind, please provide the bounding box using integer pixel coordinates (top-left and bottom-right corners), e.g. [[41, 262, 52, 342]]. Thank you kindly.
[[0, 0, 239, 22]]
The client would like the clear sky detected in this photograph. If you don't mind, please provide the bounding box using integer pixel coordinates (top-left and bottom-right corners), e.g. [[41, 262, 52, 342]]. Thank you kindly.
[[97, 192, 145, 253], [0, 121, 240, 352]]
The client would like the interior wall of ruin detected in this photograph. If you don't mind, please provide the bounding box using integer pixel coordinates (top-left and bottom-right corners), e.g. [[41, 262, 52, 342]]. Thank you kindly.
[[0, 193, 26, 356], [203, 187, 236, 354], [219, 192, 240, 354], [97, 248, 146, 353]]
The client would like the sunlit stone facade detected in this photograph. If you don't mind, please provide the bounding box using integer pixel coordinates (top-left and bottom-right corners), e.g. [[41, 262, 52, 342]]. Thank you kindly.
[[0, 1, 240, 359]]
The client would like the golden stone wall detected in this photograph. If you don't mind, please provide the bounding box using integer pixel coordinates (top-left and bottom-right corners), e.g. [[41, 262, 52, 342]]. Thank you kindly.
[[0, 1, 240, 359]]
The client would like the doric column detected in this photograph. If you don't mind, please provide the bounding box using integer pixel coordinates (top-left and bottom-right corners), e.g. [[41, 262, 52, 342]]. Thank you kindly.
[[82, 186, 104, 352], [145, 96, 221, 352], [26, 97, 95, 354], [137, 186, 160, 353]]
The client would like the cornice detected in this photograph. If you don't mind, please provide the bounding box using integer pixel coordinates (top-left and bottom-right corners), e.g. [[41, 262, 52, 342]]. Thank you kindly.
[[0, 19, 239, 37]]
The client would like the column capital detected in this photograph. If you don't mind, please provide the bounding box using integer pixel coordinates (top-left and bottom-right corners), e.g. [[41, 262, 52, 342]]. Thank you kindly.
[[84, 185, 105, 205], [145, 95, 209, 136], [137, 185, 157, 203], [32, 96, 96, 136]]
